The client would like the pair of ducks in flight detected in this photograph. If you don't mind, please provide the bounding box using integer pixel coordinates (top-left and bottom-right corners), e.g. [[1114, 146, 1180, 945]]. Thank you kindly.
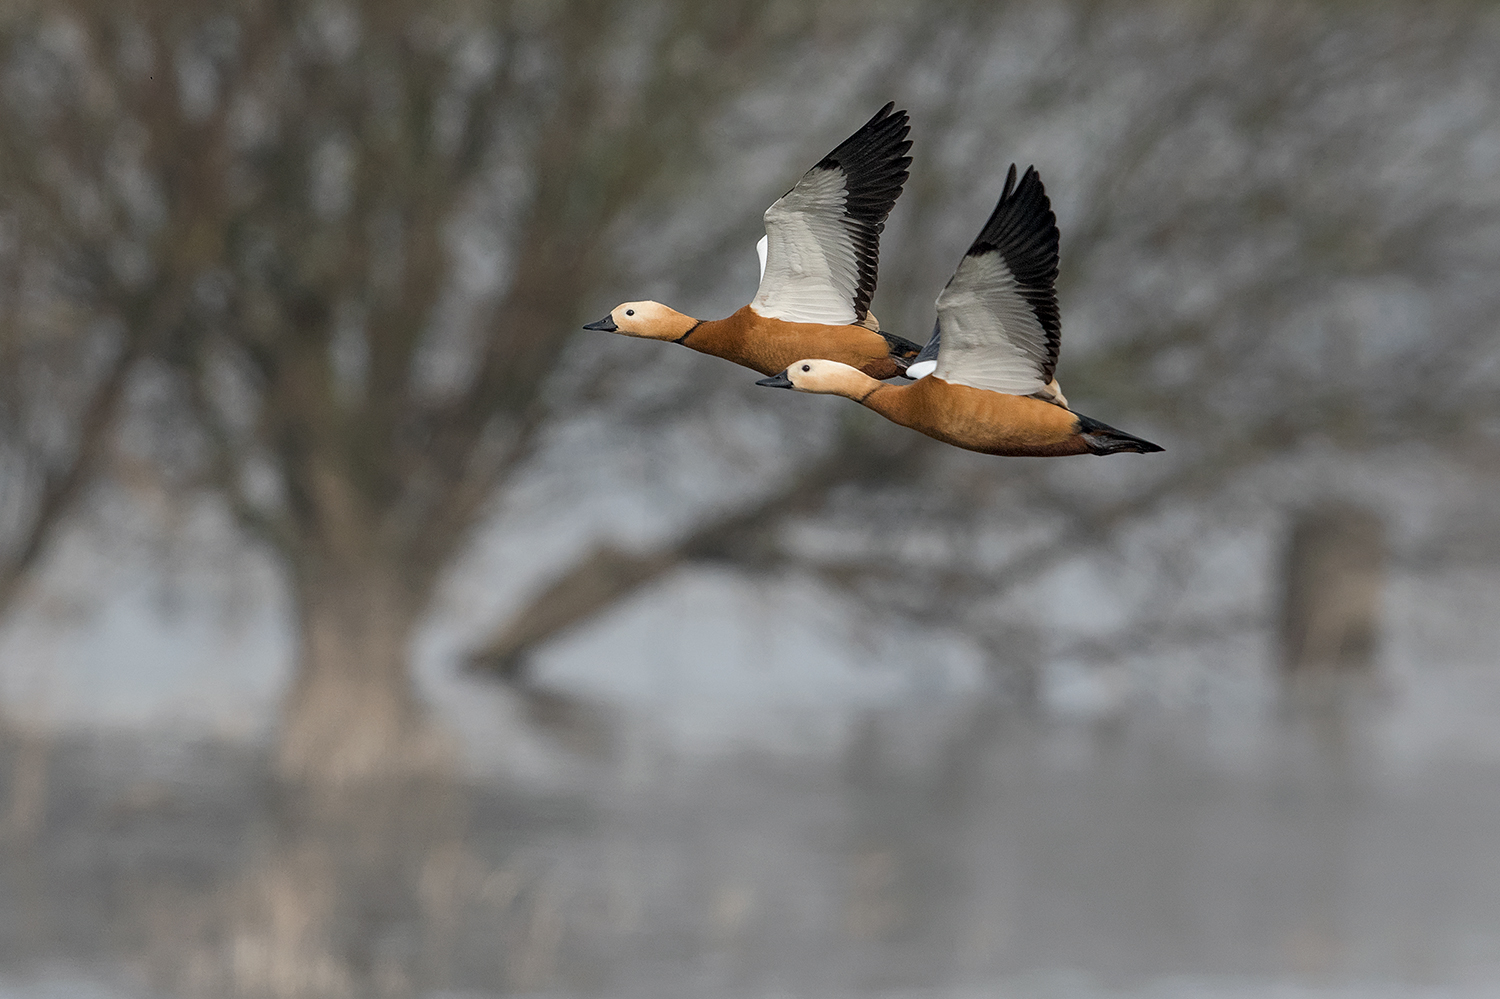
[[585, 104, 1162, 459]]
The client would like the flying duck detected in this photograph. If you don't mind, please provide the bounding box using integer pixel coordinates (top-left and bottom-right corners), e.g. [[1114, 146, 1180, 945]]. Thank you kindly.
[[583, 103, 924, 379], [757, 165, 1163, 458]]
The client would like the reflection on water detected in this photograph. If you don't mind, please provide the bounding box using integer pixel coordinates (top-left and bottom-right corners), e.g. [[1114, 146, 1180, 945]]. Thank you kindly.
[[2, 696, 1500, 998]]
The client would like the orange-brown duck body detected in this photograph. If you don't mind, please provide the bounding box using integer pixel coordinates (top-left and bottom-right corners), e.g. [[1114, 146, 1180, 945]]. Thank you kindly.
[[592, 302, 912, 380], [865, 376, 1090, 456], [763, 360, 1158, 457], [585, 103, 920, 380]]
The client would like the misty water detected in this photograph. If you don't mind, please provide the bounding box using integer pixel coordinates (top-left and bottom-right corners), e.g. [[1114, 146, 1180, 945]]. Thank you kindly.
[[3, 691, 1500, 999], [3, 453, 1499, 999]]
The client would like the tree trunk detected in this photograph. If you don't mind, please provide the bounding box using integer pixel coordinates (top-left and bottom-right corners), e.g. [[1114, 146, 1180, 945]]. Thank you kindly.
[[1278, 502, 1386, 713], [1279, 502, 1385, 676], [275, 560, 450, 787], [159, 555, 472, 998]]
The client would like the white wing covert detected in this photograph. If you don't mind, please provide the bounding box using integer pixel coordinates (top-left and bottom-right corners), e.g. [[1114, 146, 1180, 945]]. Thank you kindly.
[[751, 103, 911, 327], [933, 165, 1062, 397]]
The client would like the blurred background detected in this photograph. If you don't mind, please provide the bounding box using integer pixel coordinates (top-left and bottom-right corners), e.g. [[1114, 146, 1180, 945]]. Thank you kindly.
[[1, 0, 1499, 996]]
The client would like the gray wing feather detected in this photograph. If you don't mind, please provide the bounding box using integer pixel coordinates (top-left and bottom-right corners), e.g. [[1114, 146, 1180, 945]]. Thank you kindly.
[[932, 252, 1052, 395], [931, 165, 1061, 395], [752, 168, 862, 324]]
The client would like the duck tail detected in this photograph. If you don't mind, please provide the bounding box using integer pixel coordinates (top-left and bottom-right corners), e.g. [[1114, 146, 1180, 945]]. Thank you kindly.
[[878, 330, 924, 365], [1075, 413, 1164, 455]]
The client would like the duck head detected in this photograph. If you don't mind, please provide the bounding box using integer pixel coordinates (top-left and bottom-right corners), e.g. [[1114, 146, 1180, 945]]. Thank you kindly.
[[755, 359, 878, 399], [583, 301, 698, 341]]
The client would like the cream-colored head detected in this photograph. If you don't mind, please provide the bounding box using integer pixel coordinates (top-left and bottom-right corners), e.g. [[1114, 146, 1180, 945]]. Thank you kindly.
[[582, 300, 698, 341], [755, 358, 881, 399]]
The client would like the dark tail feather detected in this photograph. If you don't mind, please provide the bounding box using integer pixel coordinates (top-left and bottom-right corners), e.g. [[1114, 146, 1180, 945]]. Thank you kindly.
[[884, 319, 940, 375], [1075, 413, 1164, 455], [878, 330, 924, 365]]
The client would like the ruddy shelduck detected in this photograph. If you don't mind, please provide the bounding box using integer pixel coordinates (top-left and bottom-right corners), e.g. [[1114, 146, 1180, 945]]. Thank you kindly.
[[757, 165, 1163, 458], [584, 104, 923, 379]]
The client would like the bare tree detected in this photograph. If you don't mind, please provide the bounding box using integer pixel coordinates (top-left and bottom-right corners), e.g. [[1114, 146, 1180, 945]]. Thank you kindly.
[[0, 0, 922, 785], [1280, 503, 1384, 679], [0, 51, 155, 618], [6, 0, 1499, 778]]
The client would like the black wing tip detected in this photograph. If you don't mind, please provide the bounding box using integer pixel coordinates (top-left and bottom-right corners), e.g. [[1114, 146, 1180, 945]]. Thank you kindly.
[[863, 101, 909, 132], [820, 100, 910, 155], [814, 102, 912, 181], [999, 163, 1019, 200], [867, 101, 905, 126], [968, 163, 1054, 260]]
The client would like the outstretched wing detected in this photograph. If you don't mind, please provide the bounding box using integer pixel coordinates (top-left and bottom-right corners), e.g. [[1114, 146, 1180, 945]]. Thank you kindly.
[[751, 103, 911, 326], [932, 164, 1061, 396]]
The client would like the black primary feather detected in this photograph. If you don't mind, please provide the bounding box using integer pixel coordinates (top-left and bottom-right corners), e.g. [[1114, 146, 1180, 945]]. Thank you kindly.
[[811, 103, 912, 323]]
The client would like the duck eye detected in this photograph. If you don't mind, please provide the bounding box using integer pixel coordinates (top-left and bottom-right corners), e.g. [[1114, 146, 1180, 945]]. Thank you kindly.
[[801, 364, 811, 372], [625, 309, 635, 316]]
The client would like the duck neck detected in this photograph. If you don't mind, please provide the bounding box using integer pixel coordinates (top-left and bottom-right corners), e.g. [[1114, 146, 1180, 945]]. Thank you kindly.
[[647, 307, 701, 343], [683, 307, 753, 359], [829, 369, 888, 404], [856, 381, 908, 420]]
